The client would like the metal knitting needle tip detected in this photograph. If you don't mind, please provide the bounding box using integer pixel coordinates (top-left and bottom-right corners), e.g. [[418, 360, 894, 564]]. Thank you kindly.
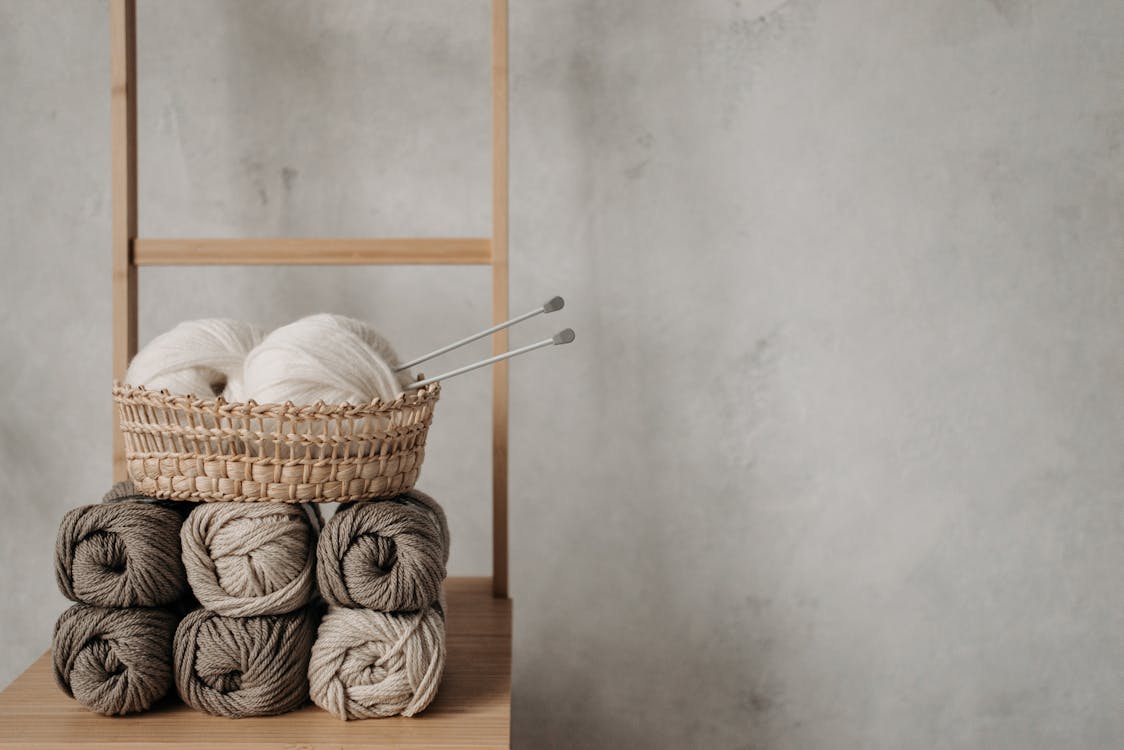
[[406, 328, 576, 389], [396, 295, 567, 372]]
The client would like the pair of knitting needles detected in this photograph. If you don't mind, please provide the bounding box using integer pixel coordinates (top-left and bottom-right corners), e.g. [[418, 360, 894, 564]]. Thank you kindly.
[[401, 296, 574, 389]]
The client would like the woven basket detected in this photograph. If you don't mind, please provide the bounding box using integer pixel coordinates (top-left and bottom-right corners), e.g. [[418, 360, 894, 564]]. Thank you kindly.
[[112, 382, 440, 503]]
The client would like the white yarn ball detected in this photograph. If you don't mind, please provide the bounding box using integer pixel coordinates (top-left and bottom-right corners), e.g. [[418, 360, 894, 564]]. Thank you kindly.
[[241, 314, 411, 406], [319, 315, 415, 391], [125, 318, 264, 399]]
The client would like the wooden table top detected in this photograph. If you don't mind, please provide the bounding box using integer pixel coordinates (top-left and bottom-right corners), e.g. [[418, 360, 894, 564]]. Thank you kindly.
[[0, 577, 511, 749]]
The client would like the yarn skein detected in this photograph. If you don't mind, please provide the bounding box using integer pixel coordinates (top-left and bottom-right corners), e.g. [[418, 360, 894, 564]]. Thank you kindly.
[[52, 604, 178, 716], [308, 603, 446, 719], [174, 607, 318, 718], [317, 490, 450, 612], [181, 503, 319, 617], [56, 502, 189, 608], [240, 314, 409, 406], [124, 318, 264, 400]]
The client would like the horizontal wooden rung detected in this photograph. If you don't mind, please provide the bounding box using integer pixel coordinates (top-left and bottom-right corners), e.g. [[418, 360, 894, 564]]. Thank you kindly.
[[132, 238, 493, 266]]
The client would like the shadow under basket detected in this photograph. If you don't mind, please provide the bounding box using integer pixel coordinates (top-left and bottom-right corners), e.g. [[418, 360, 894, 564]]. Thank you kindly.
[[112, 382, 440, 503]]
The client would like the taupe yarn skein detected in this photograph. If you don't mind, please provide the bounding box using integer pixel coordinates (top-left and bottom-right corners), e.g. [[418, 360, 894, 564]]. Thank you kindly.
[[174, 607, 317, 718], [181, 503, 318, 617], [55, 501, 188, 608], [317, 490, 449, 612], [308, 603, 446, 719], [52, 604, 178, 715]]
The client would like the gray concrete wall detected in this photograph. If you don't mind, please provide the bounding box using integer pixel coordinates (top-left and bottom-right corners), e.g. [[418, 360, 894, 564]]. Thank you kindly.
[[2, 1, 1122, 747]]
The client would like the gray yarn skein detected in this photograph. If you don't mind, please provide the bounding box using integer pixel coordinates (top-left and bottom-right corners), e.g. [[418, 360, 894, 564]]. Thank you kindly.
[[174, 607, 317, 718], [55, 501, 188, 608], [308, 602, 446, 719], [181, 503, 318, 617], [52, 603, 178, 716], [317, 490, 449, 612]]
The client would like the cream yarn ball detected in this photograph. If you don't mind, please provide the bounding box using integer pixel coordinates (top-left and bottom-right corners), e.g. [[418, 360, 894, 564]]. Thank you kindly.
[[124, 318, 263, 399], [239, 314, 412, 406], [308, 603, 446, 719]]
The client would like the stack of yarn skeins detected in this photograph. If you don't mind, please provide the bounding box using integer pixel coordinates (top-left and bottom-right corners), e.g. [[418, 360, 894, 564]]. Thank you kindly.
[[52, 482, 193, 715], [174, 501, 322, 717], [51, 315, 451, 719], [310, 490, 450, 718]]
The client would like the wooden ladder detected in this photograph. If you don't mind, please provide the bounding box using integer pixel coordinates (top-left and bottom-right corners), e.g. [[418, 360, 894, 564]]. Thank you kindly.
[[0, 2, 514, 747], [110, 0, 511, 601]]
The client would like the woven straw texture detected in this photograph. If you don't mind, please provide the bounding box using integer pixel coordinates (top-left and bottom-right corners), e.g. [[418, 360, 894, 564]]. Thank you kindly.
[[113, 383, 439, 503]]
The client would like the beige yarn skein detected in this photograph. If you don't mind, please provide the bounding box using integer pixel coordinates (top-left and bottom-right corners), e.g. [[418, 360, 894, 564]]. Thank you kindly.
[[308, 603, 446, 719], [181, 503, 318, 617]]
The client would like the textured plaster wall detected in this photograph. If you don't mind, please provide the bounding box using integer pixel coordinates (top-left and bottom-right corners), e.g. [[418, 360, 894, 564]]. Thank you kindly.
[[2, 1, 1122, 748]]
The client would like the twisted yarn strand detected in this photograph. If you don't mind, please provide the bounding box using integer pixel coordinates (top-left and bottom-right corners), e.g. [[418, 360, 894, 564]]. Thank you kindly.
[[181, 503, 318, 617], [52, 604, 178, 715], [317, 491, 449, 612], [400, 489, 450, 564], [308, 603, 446, 719], [174, 607, 317, 718], [55, 502, 188, 608]]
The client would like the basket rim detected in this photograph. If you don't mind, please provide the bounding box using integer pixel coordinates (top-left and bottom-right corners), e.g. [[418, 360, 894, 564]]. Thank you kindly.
[[112, 380, 440, 418]]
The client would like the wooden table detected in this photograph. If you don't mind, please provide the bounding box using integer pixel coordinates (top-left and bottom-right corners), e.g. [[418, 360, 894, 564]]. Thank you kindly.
[[0, 577, 511, 749]]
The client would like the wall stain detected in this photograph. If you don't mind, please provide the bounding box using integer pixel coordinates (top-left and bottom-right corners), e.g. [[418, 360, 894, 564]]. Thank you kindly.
[[239, 157, 269, 208], [714, 325, 783, 475], [281, 166, 298, 193], [624, 159, 649, 180], [986, 0, 1033, 27], [711, 0, 822, 127], [624, 129, 654, 180], [934, 0, 1033, 43], [749, 691, 775, 714]]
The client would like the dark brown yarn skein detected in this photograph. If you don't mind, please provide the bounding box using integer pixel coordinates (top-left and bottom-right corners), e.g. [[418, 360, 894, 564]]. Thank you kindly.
[[52, 604, 178, 715], [55, 500, 188, 608], [317, 489, 450, 612], [174, 606, 317, 718]]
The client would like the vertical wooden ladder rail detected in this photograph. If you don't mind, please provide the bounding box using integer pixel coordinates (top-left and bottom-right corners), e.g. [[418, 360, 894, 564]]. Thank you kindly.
[[109, 0, 510, 599]]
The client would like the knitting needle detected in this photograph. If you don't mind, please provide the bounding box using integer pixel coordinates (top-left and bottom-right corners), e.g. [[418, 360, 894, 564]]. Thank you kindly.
[[395, 296, 565, 372], [405, 329, 575, 389]]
